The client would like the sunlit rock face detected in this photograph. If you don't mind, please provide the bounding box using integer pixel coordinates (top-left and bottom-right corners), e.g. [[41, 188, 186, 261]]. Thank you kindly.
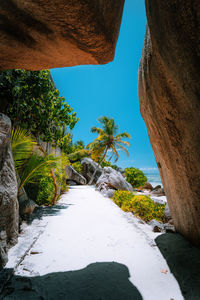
[[0, 0, 124, 70], [0, 114, 18, 268], [139, 1, 200, 245]]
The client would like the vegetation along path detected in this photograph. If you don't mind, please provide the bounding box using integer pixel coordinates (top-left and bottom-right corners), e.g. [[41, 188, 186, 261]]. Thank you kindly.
[[3, 186, 183, 299]]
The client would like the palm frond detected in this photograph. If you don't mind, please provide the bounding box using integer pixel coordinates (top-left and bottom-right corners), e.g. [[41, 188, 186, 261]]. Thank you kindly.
[[115, 132, 131, 139], [11, 127, 36, 169], [90, 127, 104, 135], [115, 140, 130, 147], [111, 145, 119, 162], [18, 154, 60, 193], [116, 144, 129, 157]]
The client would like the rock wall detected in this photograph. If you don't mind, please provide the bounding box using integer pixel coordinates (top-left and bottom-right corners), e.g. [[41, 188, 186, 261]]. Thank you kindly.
[[0, 114, 18, 268], [139, 1, 200, 245], [0, 0, 124, 70]]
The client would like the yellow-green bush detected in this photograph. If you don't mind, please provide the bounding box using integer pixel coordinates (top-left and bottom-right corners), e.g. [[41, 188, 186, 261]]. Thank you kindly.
[[113, 190, 166, 222], [72, 161, 82, 174]]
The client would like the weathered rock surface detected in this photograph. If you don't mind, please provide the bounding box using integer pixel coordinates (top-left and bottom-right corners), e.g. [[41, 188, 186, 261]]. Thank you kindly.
[[139, 1, 200, 245], [65, 165, 87, 185], [142, 182, 153, 191], [67, 180, 78, 186], [151, 188, 165, 197], [18, 191, 37, 218], [164, 203, 171, 221], [81, 158, 103, 184], [152, 185, 161, 191], [96, 167, 133, 197], [0, 114, 18, 268], [0, 0, 124, 70], [149, 219, 175, 233], [149, 220, 164, 233]]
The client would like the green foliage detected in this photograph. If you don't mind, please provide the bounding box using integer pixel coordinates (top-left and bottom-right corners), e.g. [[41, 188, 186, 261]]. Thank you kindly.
[[60, 134, 85, 155], [67, 149, 91, 163], [72, 161, 82, 174], [18, 153, 59, 193], [111, 164, 120, 171], [1, 69, 78, 143], [54, 152, 70, 193], [36, 176, 54, 205], [100, 160, 112, 168], [11, 127, 36, 170], [112, 191, 134, 207], [113, 191, 166, 222], [124, 167, 147, 188]]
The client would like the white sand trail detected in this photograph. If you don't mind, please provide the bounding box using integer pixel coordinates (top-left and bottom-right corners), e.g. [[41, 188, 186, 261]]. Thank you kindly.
[[6, 186, 183, 300]]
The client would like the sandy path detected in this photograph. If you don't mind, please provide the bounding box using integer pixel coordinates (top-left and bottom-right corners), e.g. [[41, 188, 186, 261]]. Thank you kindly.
[[4, 186, 183, 299]]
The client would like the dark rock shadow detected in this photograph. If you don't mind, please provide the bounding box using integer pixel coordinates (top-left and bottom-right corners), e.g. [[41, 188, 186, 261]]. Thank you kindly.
[[1, 262, 143, 300], [156, 233, 200, 300], [24, 203, 71, 225]]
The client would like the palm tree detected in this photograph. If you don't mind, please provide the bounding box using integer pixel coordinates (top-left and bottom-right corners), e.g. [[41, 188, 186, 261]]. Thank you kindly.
[[87, 116, 131, 184]]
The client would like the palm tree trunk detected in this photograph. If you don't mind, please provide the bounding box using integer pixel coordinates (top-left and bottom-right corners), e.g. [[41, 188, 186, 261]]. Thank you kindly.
[[88, 148, 108, 185], [51, 168, 58, 205]]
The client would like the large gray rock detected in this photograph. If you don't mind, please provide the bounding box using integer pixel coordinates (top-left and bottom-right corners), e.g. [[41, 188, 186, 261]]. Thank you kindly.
[[151, 188, 165, 197], [18, 188, 37, 217], [65, 165, 87, 185], [96, 167, 133, 197], [81, 158, 103, 184], [142, 182, 153, 191], [0, 114, 18, 268]]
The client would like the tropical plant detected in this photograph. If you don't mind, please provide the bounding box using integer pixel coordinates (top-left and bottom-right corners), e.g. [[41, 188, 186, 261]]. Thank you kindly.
[[124, 167, 147, 188], [11, 127, 68, 204], [72, 161, 83, 174], [87, 116, 131, 184], [67, 149, 91, 163], [11, 127, 36, 170], [17, 153, 59, 196], [36, 176, 55, 206], [100, 160, 112, 168]]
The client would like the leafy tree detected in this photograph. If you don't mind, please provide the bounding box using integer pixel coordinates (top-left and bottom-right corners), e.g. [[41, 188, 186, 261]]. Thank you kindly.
[[0, 69, 78, 143], [87, 116, 131, 184], [124, 167, 147, 188]]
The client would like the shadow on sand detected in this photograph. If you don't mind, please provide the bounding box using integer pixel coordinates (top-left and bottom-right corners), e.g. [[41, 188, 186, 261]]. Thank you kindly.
[[1, 262, 143, 300], [156, 233, 200, 300], [24, 203, 71, 225]]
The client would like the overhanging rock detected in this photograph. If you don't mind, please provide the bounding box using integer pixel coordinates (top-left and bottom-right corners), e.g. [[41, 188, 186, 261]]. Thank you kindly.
[[0, 0, 125, 70]]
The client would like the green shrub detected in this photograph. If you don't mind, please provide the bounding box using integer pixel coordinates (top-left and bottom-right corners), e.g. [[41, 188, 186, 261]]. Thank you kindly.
[[100, 160, 111, 168], [124, 167, 147, 188], [113, 190, 165, 222], [54, 153, 70, 193], [67, 149, 90, 163], [36, 176, 55, 205], [72, 161, 82, 174], [112, 190, 134, 207]]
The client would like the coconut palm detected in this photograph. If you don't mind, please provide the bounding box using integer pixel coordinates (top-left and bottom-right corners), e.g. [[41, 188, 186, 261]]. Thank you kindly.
[[87, 116, 131, 184]]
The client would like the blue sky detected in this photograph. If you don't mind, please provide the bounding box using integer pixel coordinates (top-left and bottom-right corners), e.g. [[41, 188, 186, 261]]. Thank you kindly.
[[51, 0, 158, 170]]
